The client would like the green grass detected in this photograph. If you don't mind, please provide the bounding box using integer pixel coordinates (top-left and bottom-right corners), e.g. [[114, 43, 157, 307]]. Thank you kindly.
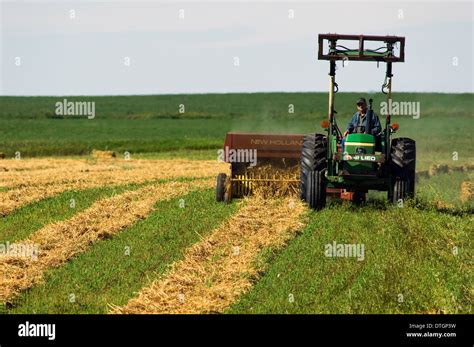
[[0, 118, 222, 156], [368, 170, 473, 207], [0, 93, 472, 170], [228, 201, 472, 314], [132, 149, 218, 161], [1, 93, 471, 120], [0, 184, 144, 243], [417, 171, 473, 208], [5, 189, 239, 314]]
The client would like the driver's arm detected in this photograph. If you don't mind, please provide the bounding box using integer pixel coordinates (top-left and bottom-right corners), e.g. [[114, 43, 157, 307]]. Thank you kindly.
[[371, 112, 382, 135], [344, 113, 358, 136]]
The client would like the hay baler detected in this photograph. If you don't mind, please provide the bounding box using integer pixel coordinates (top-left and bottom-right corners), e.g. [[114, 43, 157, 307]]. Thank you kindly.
[[215, 132, 352, 202], [215, 132, 302, 201], [216, 34, 416, 209]]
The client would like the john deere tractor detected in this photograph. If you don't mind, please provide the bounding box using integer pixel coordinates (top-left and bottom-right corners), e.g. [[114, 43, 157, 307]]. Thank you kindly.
[[215, 34, 415, 209], [301, 34, 416, 209]]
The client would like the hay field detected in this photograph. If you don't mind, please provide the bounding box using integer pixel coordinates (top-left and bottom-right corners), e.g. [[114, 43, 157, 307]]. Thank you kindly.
[[1, 154, 471, 314], [0, 92, 472, 314]]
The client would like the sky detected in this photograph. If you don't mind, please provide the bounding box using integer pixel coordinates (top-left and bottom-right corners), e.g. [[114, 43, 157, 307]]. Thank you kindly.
[[1, 0, 473, 95]]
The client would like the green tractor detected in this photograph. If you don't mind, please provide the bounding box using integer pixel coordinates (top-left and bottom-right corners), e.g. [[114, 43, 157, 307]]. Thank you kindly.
[[301, 34, 416, 209]]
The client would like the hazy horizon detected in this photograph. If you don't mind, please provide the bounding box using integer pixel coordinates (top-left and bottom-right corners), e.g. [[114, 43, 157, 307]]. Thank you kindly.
[[1, 90, 473, 97]]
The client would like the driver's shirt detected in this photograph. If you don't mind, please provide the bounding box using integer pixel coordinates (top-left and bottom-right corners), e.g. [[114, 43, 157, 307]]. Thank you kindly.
[[346, 110, 381, 135], [357, 113, 366, 133]]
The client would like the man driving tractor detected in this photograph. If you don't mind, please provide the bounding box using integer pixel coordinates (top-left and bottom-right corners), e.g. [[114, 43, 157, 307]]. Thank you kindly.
[[343, 98, 382, 137]]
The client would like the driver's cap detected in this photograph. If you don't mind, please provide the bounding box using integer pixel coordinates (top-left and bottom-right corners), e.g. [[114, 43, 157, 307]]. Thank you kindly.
[[356, 98, 367, 105]]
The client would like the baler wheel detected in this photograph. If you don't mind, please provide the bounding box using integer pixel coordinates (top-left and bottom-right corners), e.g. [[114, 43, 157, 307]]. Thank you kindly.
[[216, 173, 227, 202]]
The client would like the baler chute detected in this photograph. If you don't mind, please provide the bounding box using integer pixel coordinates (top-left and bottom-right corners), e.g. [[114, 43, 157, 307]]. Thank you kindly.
[[216, 133, 303, 202]]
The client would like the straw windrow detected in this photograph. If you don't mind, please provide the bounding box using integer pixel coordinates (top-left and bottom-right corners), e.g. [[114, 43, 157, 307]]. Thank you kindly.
[[460, 181, 473, 203], [0, 178, 213, 303], [111, 193, 307, 314], [0, 159, 227, 215]]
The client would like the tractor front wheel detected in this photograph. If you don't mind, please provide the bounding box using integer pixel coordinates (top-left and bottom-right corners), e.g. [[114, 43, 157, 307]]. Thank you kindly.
[[306, 170, 326, 210], [352, 191, 366, 205]]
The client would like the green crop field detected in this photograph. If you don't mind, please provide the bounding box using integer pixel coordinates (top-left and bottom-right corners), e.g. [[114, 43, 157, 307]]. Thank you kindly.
[[7, 189, 239, 314], [1, 93, 472, 170], [0, 92, 472, 315], [228, 199, 472, 314]]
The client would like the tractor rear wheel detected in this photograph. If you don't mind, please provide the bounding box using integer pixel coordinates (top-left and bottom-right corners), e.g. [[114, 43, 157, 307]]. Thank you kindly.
[[392, 178, 408, 204], [216, 173, 227, 202], [300, 134, 327, 200], [390, 138, 416, 203], [306, 170, 326, 210]]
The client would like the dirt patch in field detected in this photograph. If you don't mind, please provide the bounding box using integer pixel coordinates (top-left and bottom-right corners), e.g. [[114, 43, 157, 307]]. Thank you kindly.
[[0, 178, 213, 303], [111, 193, 306, 314], [0, 159, 228, 215]]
